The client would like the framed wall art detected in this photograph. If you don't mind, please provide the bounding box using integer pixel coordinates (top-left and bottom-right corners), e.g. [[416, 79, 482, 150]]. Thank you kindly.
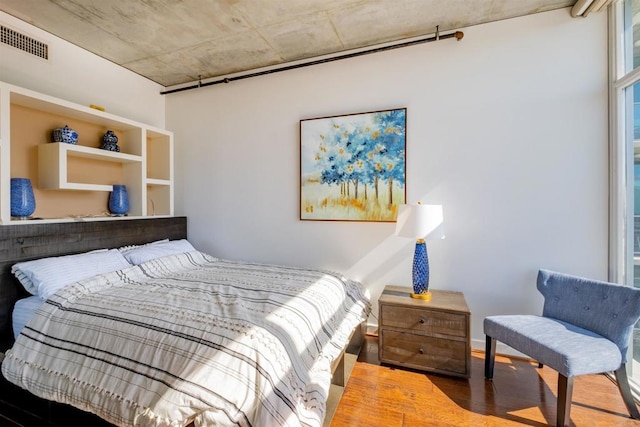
[[300, 108, 406, 221]]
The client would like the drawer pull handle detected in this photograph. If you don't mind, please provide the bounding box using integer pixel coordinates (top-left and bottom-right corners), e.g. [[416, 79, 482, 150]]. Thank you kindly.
[[419, 317, 426, 324], [419, 347, 424, 354]]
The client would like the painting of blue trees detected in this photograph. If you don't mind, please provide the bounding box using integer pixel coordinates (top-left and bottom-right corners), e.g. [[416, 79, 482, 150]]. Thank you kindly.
[[300, 108, 406, 221]]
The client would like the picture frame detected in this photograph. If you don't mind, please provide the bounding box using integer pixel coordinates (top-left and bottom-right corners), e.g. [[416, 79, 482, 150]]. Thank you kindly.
[[300, 108, 406, 221]]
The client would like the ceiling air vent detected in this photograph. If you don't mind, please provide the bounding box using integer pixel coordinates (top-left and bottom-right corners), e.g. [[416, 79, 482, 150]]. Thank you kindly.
[[1, 25, 48, 60]]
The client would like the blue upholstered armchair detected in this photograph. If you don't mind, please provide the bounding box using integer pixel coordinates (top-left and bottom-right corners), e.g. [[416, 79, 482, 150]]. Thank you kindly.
[[484, 269, 640, 427]]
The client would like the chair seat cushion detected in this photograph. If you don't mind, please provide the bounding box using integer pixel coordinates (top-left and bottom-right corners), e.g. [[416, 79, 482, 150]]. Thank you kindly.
[[484, 315, 622, 377]]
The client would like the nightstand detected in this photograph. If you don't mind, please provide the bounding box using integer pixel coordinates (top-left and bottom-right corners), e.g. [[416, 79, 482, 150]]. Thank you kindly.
[[378, 285, 471, 378]]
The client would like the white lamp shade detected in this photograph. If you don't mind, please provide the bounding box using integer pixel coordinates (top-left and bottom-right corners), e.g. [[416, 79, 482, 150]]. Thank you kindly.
[[395, 204, 444, 240]]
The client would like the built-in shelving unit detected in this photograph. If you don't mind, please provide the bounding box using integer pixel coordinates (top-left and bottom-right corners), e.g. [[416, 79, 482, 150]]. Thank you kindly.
[[0, 81, 174, 224]]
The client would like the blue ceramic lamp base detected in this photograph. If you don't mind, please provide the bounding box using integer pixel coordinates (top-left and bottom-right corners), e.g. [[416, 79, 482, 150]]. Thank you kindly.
[[410, 239, 431, 300]]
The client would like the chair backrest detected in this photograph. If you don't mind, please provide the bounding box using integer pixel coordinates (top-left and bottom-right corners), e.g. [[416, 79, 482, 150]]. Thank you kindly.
[[537, 269, 640, 363]]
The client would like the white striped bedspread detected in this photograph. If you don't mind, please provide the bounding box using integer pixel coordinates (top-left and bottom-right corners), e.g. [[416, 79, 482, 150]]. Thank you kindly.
[[1, 251, 371, 427]]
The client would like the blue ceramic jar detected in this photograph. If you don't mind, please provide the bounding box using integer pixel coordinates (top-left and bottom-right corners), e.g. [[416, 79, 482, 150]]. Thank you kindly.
[[101, 130, 120, 152], [51, 125, 78, 144]]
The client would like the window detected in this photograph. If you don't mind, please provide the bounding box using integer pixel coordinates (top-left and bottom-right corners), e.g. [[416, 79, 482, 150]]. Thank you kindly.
[[612, 0, 640, 394]]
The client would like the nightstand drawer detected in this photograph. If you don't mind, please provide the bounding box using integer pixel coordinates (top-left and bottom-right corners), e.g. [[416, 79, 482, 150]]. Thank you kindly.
[[380, 330, 467, 375], [380, 304, 467, 338]]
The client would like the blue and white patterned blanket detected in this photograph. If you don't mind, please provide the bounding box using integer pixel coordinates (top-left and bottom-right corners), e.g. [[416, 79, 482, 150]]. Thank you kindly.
[[2, 251, 370, 427]]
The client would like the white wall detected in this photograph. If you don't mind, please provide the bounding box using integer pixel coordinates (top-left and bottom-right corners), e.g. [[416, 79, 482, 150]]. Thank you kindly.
[[168, 8, 607, 350], [2, 7, 607, 353], [0, 12, 165, 127]]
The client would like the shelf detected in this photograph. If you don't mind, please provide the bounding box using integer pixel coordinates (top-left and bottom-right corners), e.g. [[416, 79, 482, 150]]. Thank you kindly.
[[6, 215, 173, 225], [146, 178, 171, 186], [10, 90, 140, 133], [47, 143, 141, 163], [38, 143, 142, 191]]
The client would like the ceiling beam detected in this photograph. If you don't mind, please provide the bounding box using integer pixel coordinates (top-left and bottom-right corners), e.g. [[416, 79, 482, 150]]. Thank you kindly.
[[571, 0, 613, 17]]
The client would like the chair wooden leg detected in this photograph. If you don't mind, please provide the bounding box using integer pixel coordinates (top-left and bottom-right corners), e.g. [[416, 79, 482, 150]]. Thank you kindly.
[[557, 374, 574, 427], [614, 364, 640, 419], [485, 336, 496, 380]]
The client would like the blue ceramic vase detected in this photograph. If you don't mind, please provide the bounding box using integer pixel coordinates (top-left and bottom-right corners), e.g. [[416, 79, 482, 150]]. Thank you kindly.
[[412, 240, 429, 295], [10, 178, 36, 219], [108, 185, 129, 216], [101, 130, 120, 152]]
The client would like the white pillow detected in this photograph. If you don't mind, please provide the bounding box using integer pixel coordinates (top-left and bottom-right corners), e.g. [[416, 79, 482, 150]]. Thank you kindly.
[[119, 239, 196, 265], [12, 249, 132, 300], [12, 295, 45, 339], [117, 238, 168, 253], [12, 248, 110, 295]]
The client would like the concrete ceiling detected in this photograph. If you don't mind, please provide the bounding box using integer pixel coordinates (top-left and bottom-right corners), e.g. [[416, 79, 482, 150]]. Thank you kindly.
[[1, 0, 578, 88]]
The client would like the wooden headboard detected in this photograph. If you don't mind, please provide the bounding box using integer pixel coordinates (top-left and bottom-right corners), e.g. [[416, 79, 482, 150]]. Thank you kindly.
[[0, 216, 187, 350]]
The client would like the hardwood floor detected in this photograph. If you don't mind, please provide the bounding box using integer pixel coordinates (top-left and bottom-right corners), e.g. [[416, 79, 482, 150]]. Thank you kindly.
[[331, 335, 640, 426], [0, 335, 636, 426]]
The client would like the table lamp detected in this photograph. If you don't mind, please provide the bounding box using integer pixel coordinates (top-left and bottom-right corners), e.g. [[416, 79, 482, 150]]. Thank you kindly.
[[395, 203, 444, 300]]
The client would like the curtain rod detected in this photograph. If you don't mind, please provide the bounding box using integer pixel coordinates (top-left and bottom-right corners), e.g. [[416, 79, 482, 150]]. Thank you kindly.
[[160, 27, 464, 95]]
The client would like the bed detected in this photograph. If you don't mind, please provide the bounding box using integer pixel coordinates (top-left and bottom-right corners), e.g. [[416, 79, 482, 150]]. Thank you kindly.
[[0, 217, 370, 426]]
